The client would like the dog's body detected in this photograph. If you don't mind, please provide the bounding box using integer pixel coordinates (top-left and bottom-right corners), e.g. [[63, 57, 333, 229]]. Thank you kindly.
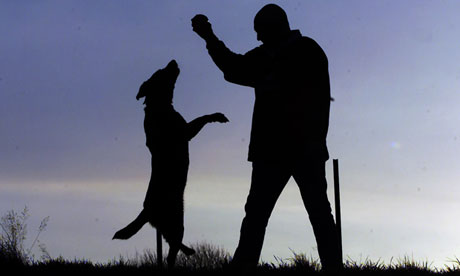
[[113, 60, 228, 267]]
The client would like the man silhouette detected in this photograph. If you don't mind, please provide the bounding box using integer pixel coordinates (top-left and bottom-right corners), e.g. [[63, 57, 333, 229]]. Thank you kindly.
[[192, 4, 341, 272]]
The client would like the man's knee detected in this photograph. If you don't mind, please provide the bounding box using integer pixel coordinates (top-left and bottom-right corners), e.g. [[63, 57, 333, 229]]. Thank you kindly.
[[243, 200, 273, 224], [306, 201, 334, 221], [299, 184, 333, 214], [241, 210, 271, 231]]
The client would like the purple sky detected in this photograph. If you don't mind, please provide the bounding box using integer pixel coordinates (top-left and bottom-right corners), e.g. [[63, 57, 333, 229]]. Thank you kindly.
[[1, 0, 460, 268]]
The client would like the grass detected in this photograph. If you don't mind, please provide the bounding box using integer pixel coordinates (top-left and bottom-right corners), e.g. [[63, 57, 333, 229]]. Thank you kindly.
[[3, 244, 460, 275], [2, 207, 460, 275]]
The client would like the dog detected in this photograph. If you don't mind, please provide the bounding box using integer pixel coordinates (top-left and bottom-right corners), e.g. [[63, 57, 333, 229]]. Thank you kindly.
[[113, 60, 228, 267]]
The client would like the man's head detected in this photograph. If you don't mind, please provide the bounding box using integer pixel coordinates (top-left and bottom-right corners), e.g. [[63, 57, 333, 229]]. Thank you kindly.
[[254, 4, 291, 45], [136, 60, 180, 106]]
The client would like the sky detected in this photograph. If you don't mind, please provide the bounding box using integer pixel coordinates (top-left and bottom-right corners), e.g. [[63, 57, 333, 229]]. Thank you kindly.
[[1, 0, 460, 268]]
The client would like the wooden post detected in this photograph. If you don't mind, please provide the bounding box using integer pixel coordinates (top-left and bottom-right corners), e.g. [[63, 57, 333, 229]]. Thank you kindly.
[[156, 229, 163, 268], [333, 159, 343, 264]]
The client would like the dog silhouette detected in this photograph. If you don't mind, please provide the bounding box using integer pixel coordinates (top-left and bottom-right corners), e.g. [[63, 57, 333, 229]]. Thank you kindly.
[[113, 60, 228, 267]]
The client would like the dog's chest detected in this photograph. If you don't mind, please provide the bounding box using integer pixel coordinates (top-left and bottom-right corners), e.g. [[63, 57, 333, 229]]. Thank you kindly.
[[144, 109, 188, 154]]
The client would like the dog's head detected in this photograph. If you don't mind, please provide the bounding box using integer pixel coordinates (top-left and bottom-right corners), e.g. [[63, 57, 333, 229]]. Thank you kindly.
[[136, 60, 180, 106]]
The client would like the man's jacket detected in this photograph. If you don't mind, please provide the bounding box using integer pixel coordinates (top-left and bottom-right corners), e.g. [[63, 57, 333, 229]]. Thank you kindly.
[[206, 30, 331, 162]]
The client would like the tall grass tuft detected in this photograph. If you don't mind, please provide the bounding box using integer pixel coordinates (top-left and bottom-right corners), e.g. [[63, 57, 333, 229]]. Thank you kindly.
[[445, 257, 460, 273], [0, 206, 49, 265]]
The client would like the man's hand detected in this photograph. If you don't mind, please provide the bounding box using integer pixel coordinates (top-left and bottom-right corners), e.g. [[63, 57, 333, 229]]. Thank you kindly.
[[207, 113, 229, 123], [191, 14, 216, 41]]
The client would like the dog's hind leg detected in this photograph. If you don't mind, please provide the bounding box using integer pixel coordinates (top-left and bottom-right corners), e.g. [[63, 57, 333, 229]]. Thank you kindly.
[[180, 244, 195, 256], [165, 243, 196, 267], [113, 209, 148, 240], [167, 243, 180, 268]]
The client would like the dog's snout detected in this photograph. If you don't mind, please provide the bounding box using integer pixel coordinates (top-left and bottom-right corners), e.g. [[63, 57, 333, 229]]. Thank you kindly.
[[167, 60, 178, 70]]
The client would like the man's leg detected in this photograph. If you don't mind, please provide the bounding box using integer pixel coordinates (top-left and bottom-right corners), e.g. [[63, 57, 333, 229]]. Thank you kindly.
[[232, 162, 291, 267], [292, 159, 342, 272]]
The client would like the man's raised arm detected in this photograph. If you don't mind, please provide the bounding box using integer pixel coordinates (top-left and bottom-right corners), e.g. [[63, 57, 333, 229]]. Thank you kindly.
[[192, 14, 256, 87]]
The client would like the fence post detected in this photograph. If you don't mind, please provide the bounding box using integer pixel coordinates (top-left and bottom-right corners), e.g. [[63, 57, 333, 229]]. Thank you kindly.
[[333, 159, 343, 264], [156, 229, 163, 268]]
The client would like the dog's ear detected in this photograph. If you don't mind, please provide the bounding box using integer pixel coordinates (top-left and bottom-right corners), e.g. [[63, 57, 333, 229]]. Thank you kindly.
[[136, 69, 161, 101], [136, 81, 147, 101], [136, 60, 178, 102]]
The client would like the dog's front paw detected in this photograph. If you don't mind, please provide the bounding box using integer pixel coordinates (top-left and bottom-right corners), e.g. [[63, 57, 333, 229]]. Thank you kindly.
[[208, 113, 229, 123]]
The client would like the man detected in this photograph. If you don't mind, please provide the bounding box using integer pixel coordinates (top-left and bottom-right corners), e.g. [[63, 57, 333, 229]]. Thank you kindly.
[[192, 4, 341, 272]]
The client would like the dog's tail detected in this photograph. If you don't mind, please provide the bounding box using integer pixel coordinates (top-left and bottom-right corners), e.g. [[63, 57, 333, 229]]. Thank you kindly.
[[112, 209, 196, 256], [112, 209, 148, 240]]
